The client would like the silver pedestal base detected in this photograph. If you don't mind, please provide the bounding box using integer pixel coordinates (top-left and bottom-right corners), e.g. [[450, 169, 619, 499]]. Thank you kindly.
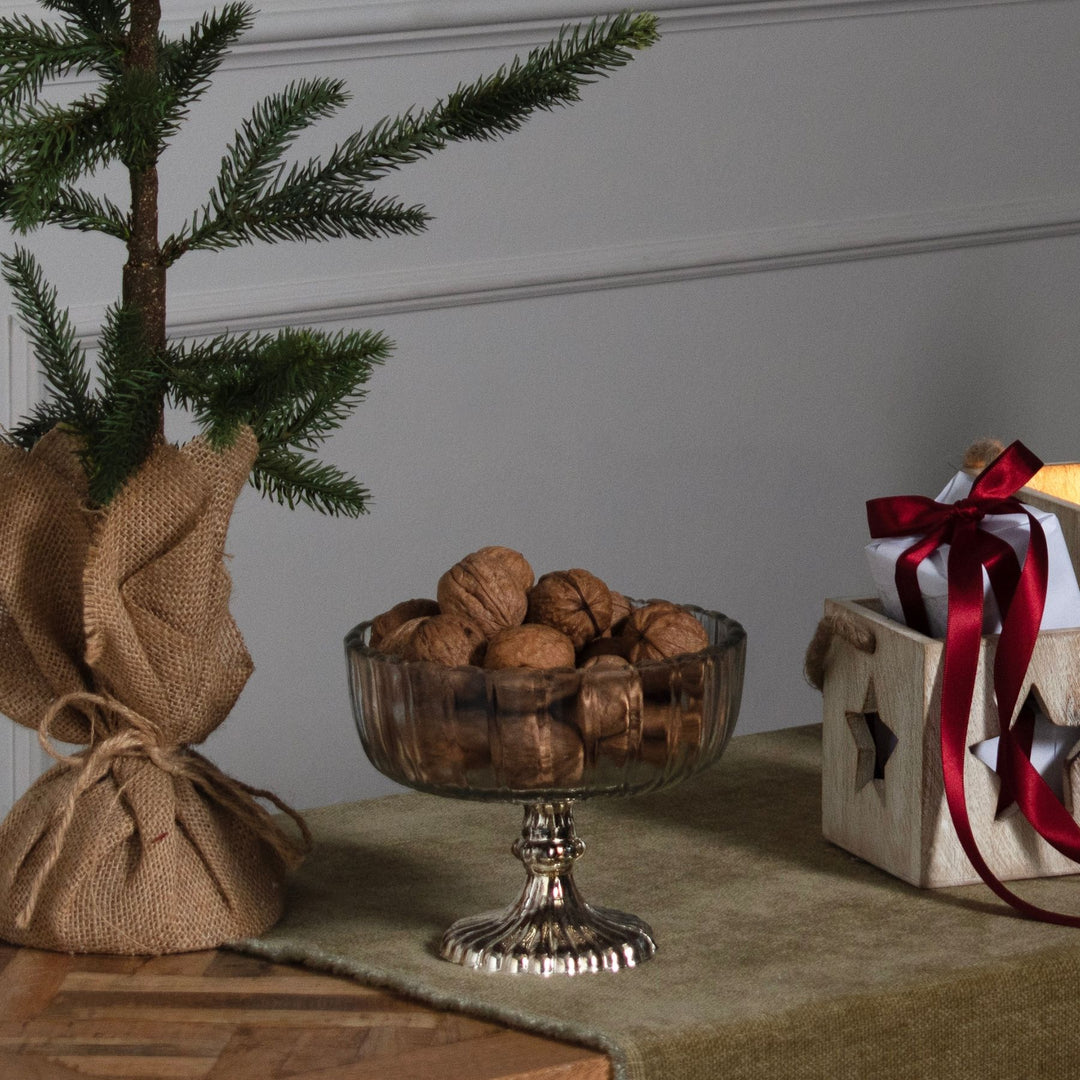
[[439, 800, 657, 975]]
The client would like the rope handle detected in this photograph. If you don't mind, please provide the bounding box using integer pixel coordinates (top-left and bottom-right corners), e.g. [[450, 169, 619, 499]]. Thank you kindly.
[[804, 612, 876, 692]]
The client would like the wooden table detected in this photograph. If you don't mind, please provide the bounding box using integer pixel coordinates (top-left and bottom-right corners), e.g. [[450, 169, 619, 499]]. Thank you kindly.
[[0, 943, 611, 1079]]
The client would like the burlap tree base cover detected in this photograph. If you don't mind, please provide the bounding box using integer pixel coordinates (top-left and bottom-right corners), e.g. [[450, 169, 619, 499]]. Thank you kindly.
[[0, 427, 308, 954]]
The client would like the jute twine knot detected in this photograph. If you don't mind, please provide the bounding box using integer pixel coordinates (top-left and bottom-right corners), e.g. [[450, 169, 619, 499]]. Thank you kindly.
[[16, 691, 313, 931], [804, 613, 876, 692]]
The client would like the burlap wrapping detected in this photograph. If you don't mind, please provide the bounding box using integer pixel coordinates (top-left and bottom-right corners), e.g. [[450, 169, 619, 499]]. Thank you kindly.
[[0, 426, 310, 954]]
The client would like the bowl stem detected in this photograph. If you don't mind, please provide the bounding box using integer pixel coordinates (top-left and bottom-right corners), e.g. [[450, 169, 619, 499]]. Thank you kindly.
[[439, 799, 656, 975]]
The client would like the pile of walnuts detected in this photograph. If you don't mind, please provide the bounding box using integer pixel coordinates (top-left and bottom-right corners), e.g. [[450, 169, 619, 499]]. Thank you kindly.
[[368, 545, 710, 670], [360, 547, 716, 790]]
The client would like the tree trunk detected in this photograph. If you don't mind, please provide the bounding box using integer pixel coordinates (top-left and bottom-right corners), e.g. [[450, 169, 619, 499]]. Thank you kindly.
[[122, 0, 167, 435]]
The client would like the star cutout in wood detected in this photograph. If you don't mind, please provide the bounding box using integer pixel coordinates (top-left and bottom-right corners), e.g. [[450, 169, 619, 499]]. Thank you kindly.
[[970, 694, 1080, 818], [846, 680, 898, 791]]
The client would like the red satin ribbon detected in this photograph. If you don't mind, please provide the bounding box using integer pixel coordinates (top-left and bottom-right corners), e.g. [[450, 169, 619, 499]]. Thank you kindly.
[[868, 441, 1080, 925]]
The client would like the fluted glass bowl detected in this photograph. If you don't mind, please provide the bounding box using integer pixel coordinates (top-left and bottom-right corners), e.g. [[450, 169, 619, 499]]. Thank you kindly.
[[345, 602, 745, 975]]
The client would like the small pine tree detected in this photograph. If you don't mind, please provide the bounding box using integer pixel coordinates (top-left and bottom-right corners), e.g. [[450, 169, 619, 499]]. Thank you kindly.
[[0, 1, 659, 515]]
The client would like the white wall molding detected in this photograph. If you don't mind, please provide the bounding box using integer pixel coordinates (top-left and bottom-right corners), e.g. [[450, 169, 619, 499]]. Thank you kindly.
[[49, 191, 1080, 341], [215, 0, 1055, 65], [4, 0, 1051, 64], [1, 319, 44, 819]]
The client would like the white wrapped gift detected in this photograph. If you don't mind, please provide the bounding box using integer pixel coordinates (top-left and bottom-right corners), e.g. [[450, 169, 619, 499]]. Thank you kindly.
[[865, 469, 1080, 638]]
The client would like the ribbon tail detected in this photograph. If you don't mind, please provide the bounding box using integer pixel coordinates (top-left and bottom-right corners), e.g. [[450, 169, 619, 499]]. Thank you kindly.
[[941, 519, 1080, 926], [988, 507, 1080, 866], [1002, 727, 1080, 865]]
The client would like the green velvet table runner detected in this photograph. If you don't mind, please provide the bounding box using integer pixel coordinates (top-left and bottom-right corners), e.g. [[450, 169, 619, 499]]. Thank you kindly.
[[234, 725, 1080, 1080]]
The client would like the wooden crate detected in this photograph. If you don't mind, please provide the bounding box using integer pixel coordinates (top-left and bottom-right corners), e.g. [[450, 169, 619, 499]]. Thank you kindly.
[[820, 597, 1080, 888]]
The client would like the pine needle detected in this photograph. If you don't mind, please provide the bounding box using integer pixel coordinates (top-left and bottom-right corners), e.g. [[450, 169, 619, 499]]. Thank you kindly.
[[0, 4, 659, 511]]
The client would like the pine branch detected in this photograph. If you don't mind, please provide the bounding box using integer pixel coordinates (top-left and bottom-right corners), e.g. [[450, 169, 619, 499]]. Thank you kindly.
[[0, 6, 659, 512], [0, 92, 119, 229], [220, 78, 352, 203], [0, 13, 121, 116], [157, 4, 254, 130], [162, 77, 349, 260], [3, 398, 78, 449], [39, 1, 126, 37], [113, 64, 173, 170], [84, 301, 165, 505], [0, 247, 97, 435], [166, 329, 315, 448], [0, 6, 167, 229], [250, 445, 372, 516], [165, 326, 385, 516], [165, 326, 390, 452], [301, 12, 661, 187], [37, 186, 130, 239], [166, 187, 427, 258], [247, 327, 390, 451], [163, 12, 658, 262], [0, 17, 179, 229]]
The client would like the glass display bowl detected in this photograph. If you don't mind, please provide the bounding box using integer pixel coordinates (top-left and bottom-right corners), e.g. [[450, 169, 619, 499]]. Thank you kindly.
[[345, 602, 745, 975]]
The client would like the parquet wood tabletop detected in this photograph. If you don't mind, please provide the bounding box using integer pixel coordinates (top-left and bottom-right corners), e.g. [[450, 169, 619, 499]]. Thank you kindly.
[[0, 943, 611, 1079]]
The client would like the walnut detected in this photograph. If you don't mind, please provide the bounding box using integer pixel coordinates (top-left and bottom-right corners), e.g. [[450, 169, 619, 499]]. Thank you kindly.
[[408, 714, 491, 788], [619, 601, 709, 663], [402, 668, 494, 787], [378, 617, 423, 655], [437, 547, 531, 637], [607, 591, 634, 635], [636, 646, 707, 760], [379, 614, 486, 666], [486, 622, 578, 669], [369, 598, 440, 649], [577, 635, 631, 665], [483, 624, 576, 670], [596, 733, 633, 767], [579, 654, 632, 672], [492, 714, 584, 788], [408, 738, 472, 788], [472, 545, 534, 591], [574, 659, 642, 747], [640, 704, 704, 764], [526, 569, 613, 649]]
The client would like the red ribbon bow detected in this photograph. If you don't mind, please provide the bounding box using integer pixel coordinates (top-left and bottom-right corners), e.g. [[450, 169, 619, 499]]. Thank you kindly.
[[868, 441, 1080, 925]]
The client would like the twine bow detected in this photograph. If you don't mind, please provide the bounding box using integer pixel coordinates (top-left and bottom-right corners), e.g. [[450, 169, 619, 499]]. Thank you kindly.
[[15, 690, 312, 931], [868, 441, 1080, 926]]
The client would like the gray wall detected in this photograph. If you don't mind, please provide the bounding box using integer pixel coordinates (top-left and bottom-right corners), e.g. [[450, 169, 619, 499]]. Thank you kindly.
[[4, 0, 1080, 813]]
